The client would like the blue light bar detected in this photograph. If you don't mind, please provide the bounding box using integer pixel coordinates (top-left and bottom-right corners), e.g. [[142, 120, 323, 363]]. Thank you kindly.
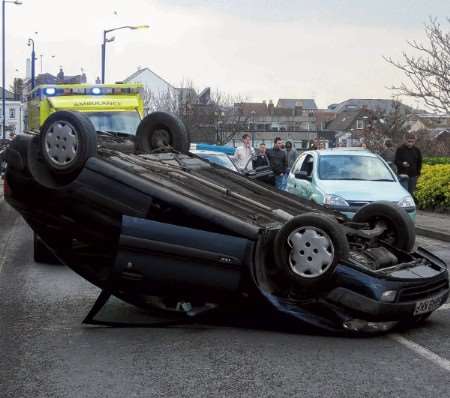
[[45, 87, 56, 96], [91, 87, 101, 95]]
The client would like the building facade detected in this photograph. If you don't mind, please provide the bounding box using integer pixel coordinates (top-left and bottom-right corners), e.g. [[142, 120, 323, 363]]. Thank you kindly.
[[0, 88, 23, 136]]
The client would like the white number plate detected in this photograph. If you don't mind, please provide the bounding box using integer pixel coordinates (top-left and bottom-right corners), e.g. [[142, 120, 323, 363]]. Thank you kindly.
[[414, 293, 447, 316]]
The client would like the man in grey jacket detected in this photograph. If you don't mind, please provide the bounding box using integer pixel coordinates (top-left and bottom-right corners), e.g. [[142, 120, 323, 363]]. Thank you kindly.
[[283, 141, 298, 190]]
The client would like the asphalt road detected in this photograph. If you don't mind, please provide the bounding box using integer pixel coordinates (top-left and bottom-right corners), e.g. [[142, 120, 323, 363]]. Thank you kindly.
[[1, 204, 449, 398]]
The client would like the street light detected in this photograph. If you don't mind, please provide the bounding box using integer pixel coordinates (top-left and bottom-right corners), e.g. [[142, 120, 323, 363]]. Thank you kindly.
[[27, 38, 35, 90], [101, 24, 149, 84], [2, 0, 22, 140]]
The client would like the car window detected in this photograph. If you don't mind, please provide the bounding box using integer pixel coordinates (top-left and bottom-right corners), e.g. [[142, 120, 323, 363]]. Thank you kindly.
[[292, 153, 307, 173], [300, 154, 314, 177], [318, 155, 394, 181], [86, 111, 141, 135]]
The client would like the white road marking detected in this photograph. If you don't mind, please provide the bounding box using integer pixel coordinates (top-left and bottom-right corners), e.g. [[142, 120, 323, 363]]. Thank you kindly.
[[390, 334, 450, 372], [436, 303, 450, 311]]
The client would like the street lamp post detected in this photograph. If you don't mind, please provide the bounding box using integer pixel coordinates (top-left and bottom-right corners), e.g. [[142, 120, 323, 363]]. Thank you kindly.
[[250, 110, 256, 147], [27, 38, 35, 90], [2, 0, 22, 140], [101, 24, 149, 84]]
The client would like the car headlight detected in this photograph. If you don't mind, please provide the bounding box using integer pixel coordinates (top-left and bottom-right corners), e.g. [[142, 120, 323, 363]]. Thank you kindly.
[[324, 194, 349, 207], [397, 195, 415, 208]]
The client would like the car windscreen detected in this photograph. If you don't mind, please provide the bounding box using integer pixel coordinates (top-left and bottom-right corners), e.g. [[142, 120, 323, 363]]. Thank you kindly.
[[195, 153, 238, 172], [318, 154, 394, 181], [85, 111, 141, 136]]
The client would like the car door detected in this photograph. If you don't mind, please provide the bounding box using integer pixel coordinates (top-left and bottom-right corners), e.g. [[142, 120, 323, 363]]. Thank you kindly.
[[287, 152, 314, 199]]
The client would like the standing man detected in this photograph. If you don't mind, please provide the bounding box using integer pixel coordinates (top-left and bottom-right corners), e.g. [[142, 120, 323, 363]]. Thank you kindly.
[[267, 137, 287, 190], [283, 141, 298, 189], [233, 133, 254, 171], [395, 133, 422, 195]]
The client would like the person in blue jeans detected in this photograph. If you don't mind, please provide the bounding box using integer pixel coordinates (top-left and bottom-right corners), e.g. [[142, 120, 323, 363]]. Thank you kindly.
[[267, 137, 287, 190]]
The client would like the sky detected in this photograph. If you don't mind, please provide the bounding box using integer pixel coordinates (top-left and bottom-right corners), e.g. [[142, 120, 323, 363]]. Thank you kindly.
[[3, 0, 449, 108]]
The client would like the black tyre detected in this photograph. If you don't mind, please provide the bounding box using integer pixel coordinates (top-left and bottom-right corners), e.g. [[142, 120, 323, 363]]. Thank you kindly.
[[273, 213, 350, 289], [353, 201, 415, 252], [135, 112, 190, 153], [40, 111, 97, 175], [34, 234, 63, 265]]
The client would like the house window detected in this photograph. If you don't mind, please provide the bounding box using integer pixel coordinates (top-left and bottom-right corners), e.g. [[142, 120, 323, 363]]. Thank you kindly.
[[9, 108, 15, 119], [356, 119, 364, 129]]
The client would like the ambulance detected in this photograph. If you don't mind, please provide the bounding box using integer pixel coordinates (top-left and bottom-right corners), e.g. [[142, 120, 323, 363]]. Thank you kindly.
[[26, 83, 144, 136]]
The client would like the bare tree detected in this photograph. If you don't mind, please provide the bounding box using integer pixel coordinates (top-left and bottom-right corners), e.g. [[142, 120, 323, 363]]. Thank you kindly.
[[361, 100, 412, 153], [385, 17, 450, 113], [143, 79, 249, 144]]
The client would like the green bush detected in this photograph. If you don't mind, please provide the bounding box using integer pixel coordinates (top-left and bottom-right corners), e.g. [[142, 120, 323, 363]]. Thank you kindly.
[[416, 164, 450, 211], [423, 156, 450, 165]]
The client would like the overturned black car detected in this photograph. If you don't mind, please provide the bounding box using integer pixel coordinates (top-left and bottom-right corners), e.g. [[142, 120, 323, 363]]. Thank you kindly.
[[4, 111, 449, 334]]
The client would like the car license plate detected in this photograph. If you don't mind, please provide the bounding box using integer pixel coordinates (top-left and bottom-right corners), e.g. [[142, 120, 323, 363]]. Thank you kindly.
[[414, 292, 447, 315]]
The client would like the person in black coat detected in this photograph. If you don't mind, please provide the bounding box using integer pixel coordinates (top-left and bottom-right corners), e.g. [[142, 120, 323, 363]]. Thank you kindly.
[[395, 133, 422, 195], [267, 137, 287, 190]]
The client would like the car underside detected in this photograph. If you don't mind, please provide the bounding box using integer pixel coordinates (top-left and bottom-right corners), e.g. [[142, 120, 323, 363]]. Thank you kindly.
[[4, 111, 449, 334]]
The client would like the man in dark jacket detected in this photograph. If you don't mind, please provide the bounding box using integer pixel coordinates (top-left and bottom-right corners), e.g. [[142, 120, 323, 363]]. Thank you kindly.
[[267, 137, 287, 190], [395, 133, 422, 195]]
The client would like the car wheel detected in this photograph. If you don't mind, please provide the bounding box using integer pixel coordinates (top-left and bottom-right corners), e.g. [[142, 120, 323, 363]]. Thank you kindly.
[[353, 201, 415, 252], [40, 111, 97, 175], [135, 111, 190, 154], [34, 233, 63, 265], [273, 213, 349, 289]]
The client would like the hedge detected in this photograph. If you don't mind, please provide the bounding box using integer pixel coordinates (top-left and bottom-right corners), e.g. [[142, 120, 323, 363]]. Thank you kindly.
[[423, 156, 450, 165], [416, 164, 450, 211]]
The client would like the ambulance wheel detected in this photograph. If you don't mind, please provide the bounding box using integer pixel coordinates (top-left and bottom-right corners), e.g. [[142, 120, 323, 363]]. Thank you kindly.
[[135, 112, 190, 154], [273, 213, 349, 290], [40, 111, 97, 175]]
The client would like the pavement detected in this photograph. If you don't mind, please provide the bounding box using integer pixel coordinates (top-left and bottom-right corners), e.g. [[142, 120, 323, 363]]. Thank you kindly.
[[416, 210, 450, 242]]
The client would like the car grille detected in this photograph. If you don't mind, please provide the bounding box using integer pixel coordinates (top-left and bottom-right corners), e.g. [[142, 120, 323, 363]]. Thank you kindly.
[[397, 279, 449, 302], [347, 201, 371, 208]]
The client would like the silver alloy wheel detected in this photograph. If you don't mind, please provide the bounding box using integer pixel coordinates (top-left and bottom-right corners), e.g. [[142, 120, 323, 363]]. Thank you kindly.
[[287, 226, 335, 278], [44, 121, 79, 169]]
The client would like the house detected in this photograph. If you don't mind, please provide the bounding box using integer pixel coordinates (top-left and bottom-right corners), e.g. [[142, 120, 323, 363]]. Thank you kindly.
[[124, 67, 179, 114], [23, 68, 87, 98], [406, 113, 450, 134], [328, 99, 410, 114], [277, 98, 318, 110], [124, 67, 176, 94], [0, 87, 24, 136], [326, 109, 374, 147], [227, 100, 335, 149]]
